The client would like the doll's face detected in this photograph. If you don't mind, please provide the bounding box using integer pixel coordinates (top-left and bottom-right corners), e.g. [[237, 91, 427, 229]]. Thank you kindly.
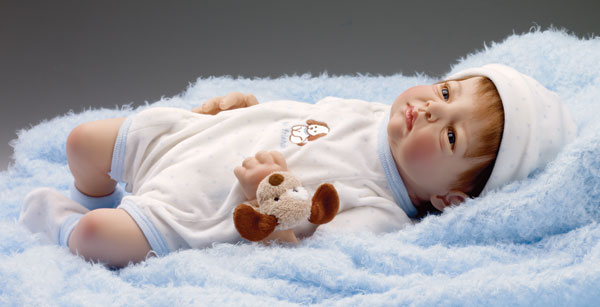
[[388, 77, 487, 211]]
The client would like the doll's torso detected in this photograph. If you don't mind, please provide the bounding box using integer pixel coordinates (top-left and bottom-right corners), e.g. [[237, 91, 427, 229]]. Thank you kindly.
[[121, 97, 409, 251]]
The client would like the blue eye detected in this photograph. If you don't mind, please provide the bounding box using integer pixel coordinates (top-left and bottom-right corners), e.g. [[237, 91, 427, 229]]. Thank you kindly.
[[442, 87, 450, 101], [448, 129, 456, 148]]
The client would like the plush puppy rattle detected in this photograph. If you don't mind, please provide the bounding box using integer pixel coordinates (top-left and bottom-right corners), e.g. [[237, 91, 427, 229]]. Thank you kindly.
[[233, 171, 339, 241]]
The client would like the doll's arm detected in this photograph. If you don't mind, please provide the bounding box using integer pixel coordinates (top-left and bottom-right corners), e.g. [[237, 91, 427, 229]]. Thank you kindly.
[[233, 150, 288, 200], [192, 92, 258, 115]]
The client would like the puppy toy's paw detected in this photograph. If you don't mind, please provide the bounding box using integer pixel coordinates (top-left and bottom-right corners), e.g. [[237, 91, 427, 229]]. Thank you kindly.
[[233, 203, 278, 242]]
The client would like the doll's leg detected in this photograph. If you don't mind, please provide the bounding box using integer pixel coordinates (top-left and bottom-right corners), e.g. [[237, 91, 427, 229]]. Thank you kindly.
[[68, 208, 151, 267], [66, 118, 125, 197]]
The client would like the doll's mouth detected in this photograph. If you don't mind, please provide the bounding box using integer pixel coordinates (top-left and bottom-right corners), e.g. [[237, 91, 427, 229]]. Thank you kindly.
[[405, 105, 414, 132]]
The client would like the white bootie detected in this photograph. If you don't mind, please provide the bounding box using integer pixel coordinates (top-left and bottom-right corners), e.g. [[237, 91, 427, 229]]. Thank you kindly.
[[19, 187, 89, 246]]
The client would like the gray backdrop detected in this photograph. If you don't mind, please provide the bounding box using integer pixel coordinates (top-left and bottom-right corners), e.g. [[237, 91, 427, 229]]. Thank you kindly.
[[1, 0, 599, 170]]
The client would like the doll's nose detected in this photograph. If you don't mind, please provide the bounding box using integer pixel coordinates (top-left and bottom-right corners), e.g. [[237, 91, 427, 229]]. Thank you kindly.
[[268, 173, 284, 186], [421, 101, 439, 122]]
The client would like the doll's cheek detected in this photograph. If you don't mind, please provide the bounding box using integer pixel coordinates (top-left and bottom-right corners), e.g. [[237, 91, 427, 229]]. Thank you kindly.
[[402, 132, 436, 166]]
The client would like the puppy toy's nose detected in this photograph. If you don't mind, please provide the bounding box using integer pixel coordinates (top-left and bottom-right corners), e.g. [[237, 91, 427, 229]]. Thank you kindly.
[[268, 173, 284, 186]]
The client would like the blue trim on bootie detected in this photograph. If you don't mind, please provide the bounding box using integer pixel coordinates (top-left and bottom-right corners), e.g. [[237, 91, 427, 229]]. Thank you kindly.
[[59, 213, 83, 247]]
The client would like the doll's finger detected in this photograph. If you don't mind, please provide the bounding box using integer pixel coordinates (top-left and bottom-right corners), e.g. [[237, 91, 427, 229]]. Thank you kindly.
[[191, 105, 203, 113], [220, 92, 245, 110], [241, 158, 253, 168], [201, 97, 223, 114], [244, 94, 259, 107], [201, 97, 219, 111], [242, 156, 258, 168], [233, 166, 246, 179], [270, 151, 288, 170], [255, 150, 273, 164]]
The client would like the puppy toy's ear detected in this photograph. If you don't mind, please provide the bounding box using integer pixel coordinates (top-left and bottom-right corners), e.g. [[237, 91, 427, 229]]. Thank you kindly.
[[233, 204, 278, 241], [308, 183, 339, 224]]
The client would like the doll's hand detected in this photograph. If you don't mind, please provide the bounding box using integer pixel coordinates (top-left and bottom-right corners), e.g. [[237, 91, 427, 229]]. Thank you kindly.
[[234, 150, 288, 200], [192, 92, 259, 115]]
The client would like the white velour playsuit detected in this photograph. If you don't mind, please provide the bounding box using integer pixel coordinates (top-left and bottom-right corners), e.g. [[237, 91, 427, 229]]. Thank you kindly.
[[106, 97, 415, 255]]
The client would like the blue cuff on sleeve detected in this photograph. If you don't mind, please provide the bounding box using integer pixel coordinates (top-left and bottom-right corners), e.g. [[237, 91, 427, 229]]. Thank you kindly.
[[118, 200, 170, 257], [59, 213, 83, 248], [108, 115, 134, 182]]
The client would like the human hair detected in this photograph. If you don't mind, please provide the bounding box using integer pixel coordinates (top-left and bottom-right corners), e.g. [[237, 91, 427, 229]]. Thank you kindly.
[[415, 76, 505, 218]]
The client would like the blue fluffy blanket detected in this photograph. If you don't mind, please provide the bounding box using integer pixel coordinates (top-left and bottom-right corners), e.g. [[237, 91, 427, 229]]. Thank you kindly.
[[2, 29, 599, 306]]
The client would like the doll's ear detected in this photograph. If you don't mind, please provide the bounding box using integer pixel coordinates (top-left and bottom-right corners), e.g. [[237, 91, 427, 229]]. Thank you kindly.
[[430, 190, 469, 211], [233, 204, 278, 241], [308, 183, 339, 224]]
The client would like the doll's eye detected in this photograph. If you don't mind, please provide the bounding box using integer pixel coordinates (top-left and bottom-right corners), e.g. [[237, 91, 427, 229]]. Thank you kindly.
[[441, 86, 450, 101], [448, 128, 456, 149], [274, 197, 279, 201], [293, 189, 298, 192]]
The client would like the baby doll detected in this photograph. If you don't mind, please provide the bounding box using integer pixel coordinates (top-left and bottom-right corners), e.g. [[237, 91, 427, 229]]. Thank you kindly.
[[19, 64, 576, 267]]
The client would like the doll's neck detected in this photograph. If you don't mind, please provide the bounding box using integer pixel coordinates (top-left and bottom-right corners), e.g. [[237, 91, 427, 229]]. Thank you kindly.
[[397, 168, 430, 207]]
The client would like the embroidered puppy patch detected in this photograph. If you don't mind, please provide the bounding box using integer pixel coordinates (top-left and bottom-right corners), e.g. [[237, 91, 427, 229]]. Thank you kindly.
[[289, 120, 329, 146]]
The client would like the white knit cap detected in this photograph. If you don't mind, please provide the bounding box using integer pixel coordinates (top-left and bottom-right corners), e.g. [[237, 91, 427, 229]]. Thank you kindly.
[[449, 64, 577, 195]]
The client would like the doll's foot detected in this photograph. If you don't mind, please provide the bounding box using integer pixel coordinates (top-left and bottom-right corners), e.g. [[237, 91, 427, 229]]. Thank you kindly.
[[19, 187, 89, 245]]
